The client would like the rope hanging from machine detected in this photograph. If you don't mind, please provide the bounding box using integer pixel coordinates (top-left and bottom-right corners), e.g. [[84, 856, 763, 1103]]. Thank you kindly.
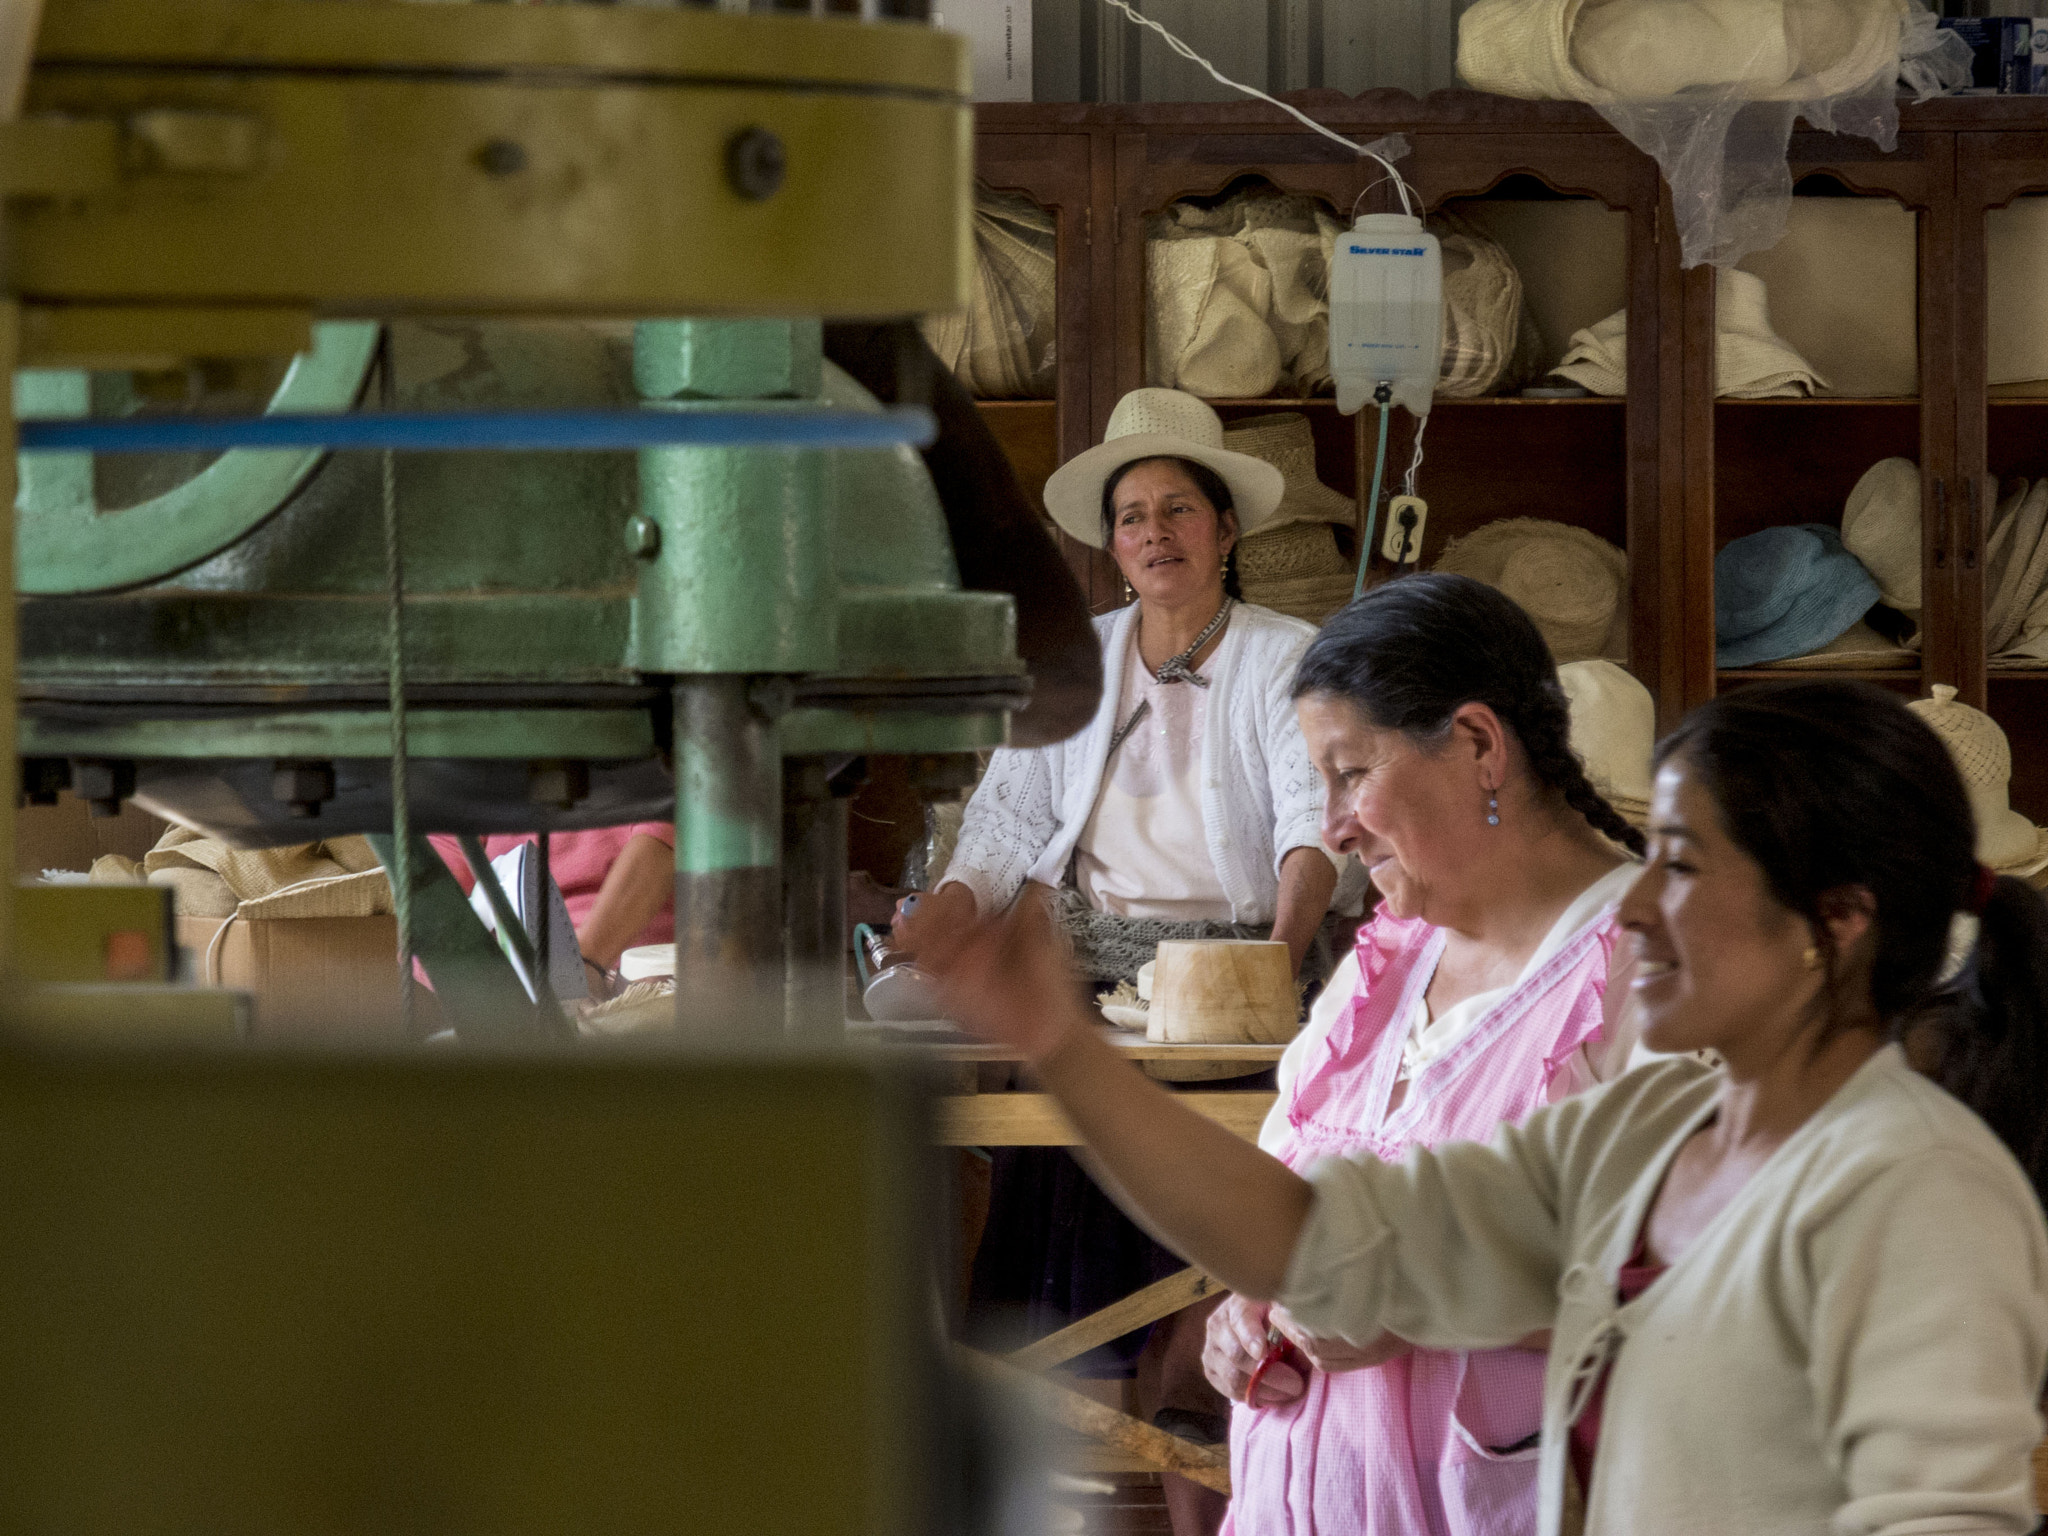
[[380, 335, 415, 1035]]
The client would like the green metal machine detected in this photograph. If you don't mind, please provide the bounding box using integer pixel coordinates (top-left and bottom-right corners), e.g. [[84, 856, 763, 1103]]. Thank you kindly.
[[0, 3, 1099, 1527], [9, 0, 1097, 1040]]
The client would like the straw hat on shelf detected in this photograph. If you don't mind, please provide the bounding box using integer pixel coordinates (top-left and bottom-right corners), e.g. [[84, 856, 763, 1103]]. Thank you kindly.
[[1713, 524, 1879, 668], [1557, 659, 1654, 827], [1841, 457, 1921, 615], [1041, 388, 1285, 550], [1434, 517, 1629, 663], [1221, 411, 1360, 626], [1438, 230, 1526, 399], [1907, 686, 2048, 879], [1747, 619, 1916, 670], [1549, 269, 1827, 399], [1221, 413, 1354, 529]]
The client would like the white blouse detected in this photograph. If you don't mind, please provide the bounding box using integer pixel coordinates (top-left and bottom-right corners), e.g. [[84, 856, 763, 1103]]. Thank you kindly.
[[1072, 639, 1232, 922]]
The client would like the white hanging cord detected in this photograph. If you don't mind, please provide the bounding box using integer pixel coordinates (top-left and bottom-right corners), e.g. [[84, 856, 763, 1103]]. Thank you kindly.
[[1404, 412, 1428, 498], [1098, 0, 1417, 218]]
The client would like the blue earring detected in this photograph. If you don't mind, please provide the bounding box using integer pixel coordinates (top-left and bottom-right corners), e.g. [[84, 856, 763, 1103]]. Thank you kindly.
[[1486, 795, 1500, 828]]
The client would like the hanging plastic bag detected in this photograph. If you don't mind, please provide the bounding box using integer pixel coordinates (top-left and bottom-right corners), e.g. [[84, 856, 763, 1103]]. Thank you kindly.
[[1457, 0, 1970, 268]]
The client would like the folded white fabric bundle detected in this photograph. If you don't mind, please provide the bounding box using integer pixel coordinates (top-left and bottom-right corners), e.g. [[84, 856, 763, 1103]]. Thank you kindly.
[[1552, 268, 1826, 397]]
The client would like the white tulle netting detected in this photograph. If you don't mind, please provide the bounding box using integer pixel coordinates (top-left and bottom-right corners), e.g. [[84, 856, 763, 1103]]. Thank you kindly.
[[1458, 0, 1972, 269]]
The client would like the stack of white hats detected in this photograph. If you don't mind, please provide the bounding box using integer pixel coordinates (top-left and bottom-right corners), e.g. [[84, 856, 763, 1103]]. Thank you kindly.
[[1907, 686, 2048, 878], [1223, 412, 1359, 626], [1984, 479, 2048, 664]]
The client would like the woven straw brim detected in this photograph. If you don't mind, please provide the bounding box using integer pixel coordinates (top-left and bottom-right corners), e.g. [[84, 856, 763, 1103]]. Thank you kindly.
[[1461, 0, 1898, 104], [1043, 432, 1286, 549], [1717, 270, 1828, 397], [1223, 412, 1356, 528], [1437, 233, 1522, 399], [1748, 620, 1916, 670], [1239, 520, 1350, 583], [1243, 574, 1357, 626], [1994, 824, 2048, 880]]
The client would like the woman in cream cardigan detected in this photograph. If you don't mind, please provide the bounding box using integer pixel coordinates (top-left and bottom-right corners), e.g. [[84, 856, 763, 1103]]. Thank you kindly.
[[926, 675, 2048, 1536], [893, 386, 1349, 1536]]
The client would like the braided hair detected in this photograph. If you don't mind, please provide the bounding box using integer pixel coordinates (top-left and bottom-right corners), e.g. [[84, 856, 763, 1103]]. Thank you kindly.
[[1291, 572, 1646, 857]]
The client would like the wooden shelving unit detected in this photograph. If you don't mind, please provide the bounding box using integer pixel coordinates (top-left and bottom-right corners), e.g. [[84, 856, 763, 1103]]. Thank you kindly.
[[963, 95, 2048, 816]]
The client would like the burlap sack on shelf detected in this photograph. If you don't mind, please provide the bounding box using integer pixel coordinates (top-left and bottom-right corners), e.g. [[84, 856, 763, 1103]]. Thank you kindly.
[[918, 185, 1057, 401], [1148, 234, 1283, 399], [91, 826, 392, 919], [1148, 189, 1531, 403], [1439, 230, 1525, 399]]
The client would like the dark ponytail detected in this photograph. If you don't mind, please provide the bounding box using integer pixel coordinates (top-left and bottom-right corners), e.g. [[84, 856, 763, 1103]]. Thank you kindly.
[[1101, 455, 1244, 602], [1657, 679, 2048, 1198], [1290, 571, 1645, 857], [1926, 874, 2048, 1191]]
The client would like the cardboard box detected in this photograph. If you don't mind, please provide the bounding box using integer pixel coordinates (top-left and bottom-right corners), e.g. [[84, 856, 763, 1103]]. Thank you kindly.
[[176, 914, 435, 1042], [937, 0, 1032, 101]]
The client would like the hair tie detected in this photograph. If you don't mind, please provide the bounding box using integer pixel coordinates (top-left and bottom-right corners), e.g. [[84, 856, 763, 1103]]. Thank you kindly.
[[1970, 863, 1999, 915]]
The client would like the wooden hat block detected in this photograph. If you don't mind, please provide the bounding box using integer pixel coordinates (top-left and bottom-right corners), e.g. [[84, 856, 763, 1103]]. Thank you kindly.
[[1146, 939, 1296, 1044]]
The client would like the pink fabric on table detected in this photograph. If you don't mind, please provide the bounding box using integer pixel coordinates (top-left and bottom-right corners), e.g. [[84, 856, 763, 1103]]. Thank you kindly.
[[429, 824, 675, 952], [1224, 905, 1620, 1536]]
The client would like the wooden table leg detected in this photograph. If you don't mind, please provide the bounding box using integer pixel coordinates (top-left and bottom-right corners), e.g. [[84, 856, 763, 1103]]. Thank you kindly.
[[958, 1345, 1231, 1495]]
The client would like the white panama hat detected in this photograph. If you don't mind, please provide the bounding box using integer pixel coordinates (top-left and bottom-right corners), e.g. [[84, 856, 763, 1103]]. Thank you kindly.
[[1042, 388, 1286, 550], [1841, 457, 1922, 613], [1907, 686, 2048, 878], [1558, 659, 1654, 823]]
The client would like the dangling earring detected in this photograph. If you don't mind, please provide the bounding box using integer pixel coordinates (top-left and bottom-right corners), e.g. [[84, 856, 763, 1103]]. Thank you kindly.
[[1486, 794, 1500, 828], [1122, 574, 1134, 602], [1220, 554, 1229, 574], [1801, 945, 1821, 970]]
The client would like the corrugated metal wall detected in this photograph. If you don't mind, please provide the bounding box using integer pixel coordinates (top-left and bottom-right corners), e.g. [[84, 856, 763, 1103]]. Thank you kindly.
[[1030, 0, 1475, 102]]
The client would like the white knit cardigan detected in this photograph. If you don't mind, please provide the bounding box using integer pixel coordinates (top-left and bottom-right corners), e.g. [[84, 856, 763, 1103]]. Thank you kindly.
[[1280, 1046, 2048, 1536], [940, 602, 1355, 922]]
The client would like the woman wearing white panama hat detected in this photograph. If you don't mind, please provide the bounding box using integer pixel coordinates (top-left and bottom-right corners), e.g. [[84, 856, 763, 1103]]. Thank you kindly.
[[892, 387, 1354, 1536]]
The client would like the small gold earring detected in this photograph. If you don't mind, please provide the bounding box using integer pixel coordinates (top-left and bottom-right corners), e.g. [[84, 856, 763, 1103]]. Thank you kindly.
[[1122, 575, 1134, 602], [1802, 946, 1821, 970]]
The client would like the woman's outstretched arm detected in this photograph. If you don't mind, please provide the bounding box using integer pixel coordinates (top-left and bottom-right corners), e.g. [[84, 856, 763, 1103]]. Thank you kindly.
[[929, 901, 1315, 1299]]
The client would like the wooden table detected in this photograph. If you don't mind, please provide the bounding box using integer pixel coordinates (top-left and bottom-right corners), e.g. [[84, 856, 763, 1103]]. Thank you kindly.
[[860, 1022, 1287, 1492]]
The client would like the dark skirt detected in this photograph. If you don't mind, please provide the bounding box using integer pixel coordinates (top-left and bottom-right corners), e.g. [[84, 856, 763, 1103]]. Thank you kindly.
[[962, 1146, 1187, 1376], [962, 1068, 1277, 1378]]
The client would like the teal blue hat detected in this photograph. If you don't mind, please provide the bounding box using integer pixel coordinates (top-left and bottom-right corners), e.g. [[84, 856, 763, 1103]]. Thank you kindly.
[[1715, 525, 1880, 668]]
